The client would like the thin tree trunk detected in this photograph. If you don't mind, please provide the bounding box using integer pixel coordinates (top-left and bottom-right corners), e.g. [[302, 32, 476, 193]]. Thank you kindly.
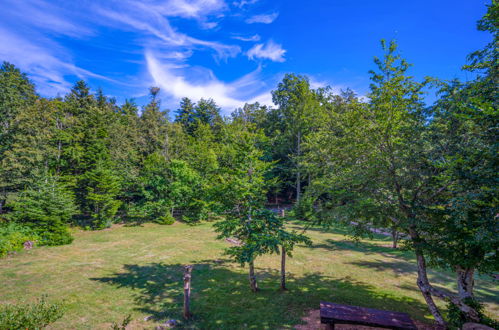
[[391, 227, 399, 249], [281, 246, 287, 290], [408, 227, 480, 324], [248, 260, 258, 292], [296, 131, 301, 203], [414, 251, 447, 326], [457, 266, 475, 300], [183, 265, 193, 319], [0, 187, 5, 214]]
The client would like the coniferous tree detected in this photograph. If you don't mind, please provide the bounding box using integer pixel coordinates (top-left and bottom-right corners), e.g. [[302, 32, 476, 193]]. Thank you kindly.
[[82, 160, 121, 229], [8, 176, 76, 245], [0, 62, 37, 213], [175, 97, 196, 134]]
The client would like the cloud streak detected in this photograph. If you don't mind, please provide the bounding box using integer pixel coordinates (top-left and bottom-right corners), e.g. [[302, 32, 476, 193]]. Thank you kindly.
[[247, 40, 286, 62], [0, 0, 287, 106], [146, 51, 273, 112], [245, 12, 278, 24]]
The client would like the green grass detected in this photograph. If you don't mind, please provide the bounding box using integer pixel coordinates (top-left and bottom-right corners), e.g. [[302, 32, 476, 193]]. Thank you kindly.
[[0, 221, 497, 329]]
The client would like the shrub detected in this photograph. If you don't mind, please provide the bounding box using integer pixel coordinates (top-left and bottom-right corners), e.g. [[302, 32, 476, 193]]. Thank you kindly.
[[0, 222, 38, 257], [0, 295, 65, 329], [292, 197, 316, 221], [8, 176, 76, 246], [154, 213, 175, 225], [182, 199, 213, 223]]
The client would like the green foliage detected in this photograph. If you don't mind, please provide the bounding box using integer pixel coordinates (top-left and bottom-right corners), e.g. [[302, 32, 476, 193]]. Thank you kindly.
[[155, 213, 175, 225], [0, 62, 37, 212], [292, 196, 317, 222], [446, 297, 499, 329], [82, 162, 121, 229], [8, 177, 76, 245], [0, 295, 65, 330], [0, 222, 38, 257], [214, 121, 276, 267]]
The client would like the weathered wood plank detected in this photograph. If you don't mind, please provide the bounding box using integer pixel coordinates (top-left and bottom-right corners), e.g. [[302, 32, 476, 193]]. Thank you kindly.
[[320, 301, 417, 330]]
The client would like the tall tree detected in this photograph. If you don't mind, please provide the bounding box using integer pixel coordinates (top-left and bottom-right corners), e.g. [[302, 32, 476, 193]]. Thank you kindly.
[[175, 97, 196, 134], [139, 88, 169, 158], [0, 62, 37, 213], [214, 121, 275, 292], [302, 40, 484, 325], [271, 74, 318, 202]]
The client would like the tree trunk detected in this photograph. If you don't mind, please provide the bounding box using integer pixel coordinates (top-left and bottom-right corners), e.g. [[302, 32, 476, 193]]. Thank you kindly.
[[281, 246, 287, 290], [0, 187, 5, 214], [183, 265, 193, 319], [457, 266, 475, 300], [414, 251, 447, 326], [248, 260, 258, 292], [296, 131, 301, 203], [408, 227, 480, 325], [391, 227, 399, 249]]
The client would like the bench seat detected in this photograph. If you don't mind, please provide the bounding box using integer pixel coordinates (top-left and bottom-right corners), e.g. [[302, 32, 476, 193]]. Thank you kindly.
[[320, 301, 417, 330]]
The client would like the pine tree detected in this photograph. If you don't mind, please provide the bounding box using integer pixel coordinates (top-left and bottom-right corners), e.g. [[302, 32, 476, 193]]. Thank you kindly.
[[0, 62, 37, 213], [8, 176, 76, 245], [82, 160, 121, 229], [175, 97, 196, 133]]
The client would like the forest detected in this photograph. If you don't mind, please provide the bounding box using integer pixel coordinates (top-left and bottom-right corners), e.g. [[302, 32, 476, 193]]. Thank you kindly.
[[0, 1, 497, 329]]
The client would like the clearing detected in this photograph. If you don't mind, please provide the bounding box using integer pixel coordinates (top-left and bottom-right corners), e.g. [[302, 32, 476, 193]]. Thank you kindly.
[[0, 221, 497, 329]]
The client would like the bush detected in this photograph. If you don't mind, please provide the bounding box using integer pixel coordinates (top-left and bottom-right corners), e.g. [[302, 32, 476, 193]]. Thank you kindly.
[[8, 177, 76, 246], [0, 222, 38, 257], [445, 297, 499, 329], [154, 213, 175, 225], [0, 295, 65, 329], [182, 199, 213, 223], [292, 197, 316, 221]]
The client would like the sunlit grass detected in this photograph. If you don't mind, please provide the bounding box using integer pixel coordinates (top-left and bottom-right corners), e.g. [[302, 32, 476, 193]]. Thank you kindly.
[[0, 221, 497, 329]]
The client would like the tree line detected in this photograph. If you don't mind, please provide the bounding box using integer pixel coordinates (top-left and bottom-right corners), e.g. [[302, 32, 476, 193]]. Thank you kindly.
[[0, 1, 497, 327]]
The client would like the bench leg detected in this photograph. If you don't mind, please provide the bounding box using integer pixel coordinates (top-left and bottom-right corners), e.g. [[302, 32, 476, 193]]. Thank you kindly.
[[325, 323, 335, 330]]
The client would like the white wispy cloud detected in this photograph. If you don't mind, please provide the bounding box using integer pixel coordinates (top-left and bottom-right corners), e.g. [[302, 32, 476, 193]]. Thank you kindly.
[[247, 40, 286, 62], [0, 0, 286, 106], [232, 34, 261, 42], [0, 27, 113, 95], [146, 51, 273, 112], [233, 0, 259, 8], [157, 0, 227, 19], [245, 12, 278, 24], [92, 1, 240, 59]]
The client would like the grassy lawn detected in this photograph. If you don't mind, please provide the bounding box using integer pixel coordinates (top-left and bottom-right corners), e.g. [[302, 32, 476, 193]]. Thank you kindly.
[[0, 221, 497, 329]]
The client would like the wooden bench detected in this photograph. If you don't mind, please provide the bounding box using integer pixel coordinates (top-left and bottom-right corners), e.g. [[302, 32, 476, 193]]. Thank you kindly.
[[320, 301, 417, 329]]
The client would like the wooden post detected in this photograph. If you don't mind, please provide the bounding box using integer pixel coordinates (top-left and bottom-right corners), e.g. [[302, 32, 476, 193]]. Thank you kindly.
[[279, 209, 285, 217], [183, 265, 193, 319]]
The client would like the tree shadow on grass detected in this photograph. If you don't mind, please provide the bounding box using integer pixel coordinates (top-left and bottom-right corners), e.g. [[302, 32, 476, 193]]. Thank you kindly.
[[347, 260, 499, 308], [309, 237, 414, 260], [92, 260, 433, 329]]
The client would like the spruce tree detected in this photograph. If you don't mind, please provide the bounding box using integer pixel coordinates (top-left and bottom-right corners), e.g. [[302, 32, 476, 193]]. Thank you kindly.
[[8, 176, 76, 245]]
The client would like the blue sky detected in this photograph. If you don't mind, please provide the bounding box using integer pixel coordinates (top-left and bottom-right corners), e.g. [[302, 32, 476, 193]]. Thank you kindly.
[[0, 0, 491, 113]]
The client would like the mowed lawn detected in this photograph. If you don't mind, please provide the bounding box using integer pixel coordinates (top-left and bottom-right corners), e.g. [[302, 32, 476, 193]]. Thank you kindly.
[[0, 221, 497, 329]]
